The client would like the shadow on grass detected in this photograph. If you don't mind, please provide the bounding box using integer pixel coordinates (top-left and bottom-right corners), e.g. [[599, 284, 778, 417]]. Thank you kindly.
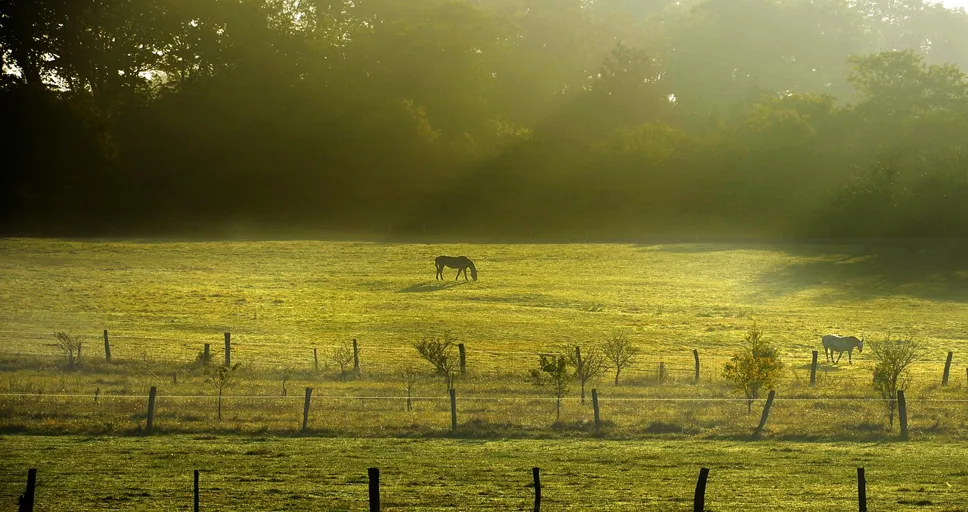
[[647, 240, 968, 303], [397, 281, 466, 293], [751, 243, 968, 303]]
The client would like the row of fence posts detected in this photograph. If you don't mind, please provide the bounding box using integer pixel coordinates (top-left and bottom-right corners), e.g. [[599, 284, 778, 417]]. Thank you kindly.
[[16, 464, 875, 512], [97, 331, 959, 387], [144, 383, 911, 440]]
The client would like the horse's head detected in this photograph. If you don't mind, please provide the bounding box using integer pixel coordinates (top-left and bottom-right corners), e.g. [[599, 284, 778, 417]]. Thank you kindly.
[[856, 336, 864, 352], [470, 266, 478, 281]]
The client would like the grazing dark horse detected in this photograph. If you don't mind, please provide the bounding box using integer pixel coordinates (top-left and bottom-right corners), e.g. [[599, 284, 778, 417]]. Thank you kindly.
[[822, 334, 864, 364], [435, 256, 478, 281]]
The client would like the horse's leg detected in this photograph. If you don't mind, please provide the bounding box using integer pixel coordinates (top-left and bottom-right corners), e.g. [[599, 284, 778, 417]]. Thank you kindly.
[[835, 351, 842, 364], [454, 268, 460, 280], [848, 349, 852, 365], [462, 267, 468, 280]]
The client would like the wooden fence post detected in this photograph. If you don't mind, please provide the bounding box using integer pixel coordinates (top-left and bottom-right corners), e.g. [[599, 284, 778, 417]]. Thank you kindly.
[[172, 372, 177, 384], [368, 467, 380, 512], [753, 390, 776, 438], [146, 386, 157, 433], [18, 468, 37, 512], [898, 390, 908, 440], [353, 339, 360, 372], [857, 467, 867, 512], [458, 343, 466, 375], [224, 333, 231, 367], [203, 343, 210, 363], [942, 351, 953, 386], [592, 389, 601, 434], [302, 387, 313, 432], [313, 348, 318, 371], [659, 362, 666, 384], [449, 388, 457, 433], [810, 351, 818, 386], [193, 470, 200, 512], [694, 467, 709, 512], [77, 343, 82, 363], [103, 329, 111, 362], [693, 349, 700, 383], [95, 388, 100, 403], [532, 467, 541, 512]]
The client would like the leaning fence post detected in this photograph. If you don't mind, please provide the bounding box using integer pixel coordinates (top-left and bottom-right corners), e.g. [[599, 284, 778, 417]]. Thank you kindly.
[[753, 390, 776, 438], [368, 467, 380, 512], [592, 389, 601, 434], [693, 349, 700, 382], [898, 390, 908, 440], [449, 388, 457, 433], [857, 467, 867, 512], [302, 387, 313, 432], [942, 351, 953, 386], [146, 386, 158, 433], [532, 467, 541, 512], [352, 339, 360, 372], [694, 467, 709, 512], [18, 468, 37, 512], [458, 343, 466, 375], [103, 329, 111, 362], [193, 470, 200, 512], [224, 333, 231, 367], [810, 351, 818, 386]]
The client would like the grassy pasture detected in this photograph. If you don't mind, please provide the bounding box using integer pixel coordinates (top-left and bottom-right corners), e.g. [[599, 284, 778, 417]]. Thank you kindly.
[[1, 239, 968, 510], [0, 238, 966, 439], [2, 435, 968, 511]]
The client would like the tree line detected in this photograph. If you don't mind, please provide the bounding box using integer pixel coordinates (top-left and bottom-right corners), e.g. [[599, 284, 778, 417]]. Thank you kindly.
[[3, 0, 968, 239]]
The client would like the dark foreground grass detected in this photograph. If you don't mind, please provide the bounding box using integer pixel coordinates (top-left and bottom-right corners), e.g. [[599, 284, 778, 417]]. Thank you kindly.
[[1, 435, 966, 511]]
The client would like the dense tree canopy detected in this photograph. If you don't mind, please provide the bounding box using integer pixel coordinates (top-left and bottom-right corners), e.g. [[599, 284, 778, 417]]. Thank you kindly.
[[2, 0, 967, 238]]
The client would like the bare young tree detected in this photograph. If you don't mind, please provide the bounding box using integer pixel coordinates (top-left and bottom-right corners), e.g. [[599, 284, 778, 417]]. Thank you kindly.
[[53, 331, 81, 368], [280, 366, 293, 397], [870, 336, 921, 426], [604, 334, 639, 385], [568, 345, 605, 403], [403, 365, 418, 412], [529, 354, 573, 421], [330, 345, 354, 380], [205, 363, 241, 421]]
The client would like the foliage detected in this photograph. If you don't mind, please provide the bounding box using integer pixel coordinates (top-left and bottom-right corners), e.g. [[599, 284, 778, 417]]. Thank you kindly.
[[869, 337, 921, 427], [529, 354, 573, 420], [3, 1, 968, 238], [568, 345, 606, 404], [722, 324, 784, 412], [413, 334, 459, 389], [603, 334, 638, 386]]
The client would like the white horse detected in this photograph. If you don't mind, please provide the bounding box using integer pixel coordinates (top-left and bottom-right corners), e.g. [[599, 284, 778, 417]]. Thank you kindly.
[[822, 334, 864, 364]]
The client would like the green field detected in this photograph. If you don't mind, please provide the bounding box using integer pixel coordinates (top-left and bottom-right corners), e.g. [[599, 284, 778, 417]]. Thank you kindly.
[[2, 436, 967, 511], [1, 238, 967, 509]]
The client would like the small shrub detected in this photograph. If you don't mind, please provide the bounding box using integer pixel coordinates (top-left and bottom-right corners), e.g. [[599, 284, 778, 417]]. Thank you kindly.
[[722, 323, 784, 412], [53, 331, 81, 369], [603, 334, 638, 385], [869, 336, 921, 426], [414, 334, 459, 389], [529, 354, 573, 420]]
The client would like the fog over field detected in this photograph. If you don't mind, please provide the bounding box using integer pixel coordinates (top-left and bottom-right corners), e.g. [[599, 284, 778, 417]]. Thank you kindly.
[[2, 0, 968, 510]]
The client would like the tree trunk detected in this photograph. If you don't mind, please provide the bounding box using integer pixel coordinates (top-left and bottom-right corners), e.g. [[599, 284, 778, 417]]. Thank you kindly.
[[580, 382, 586, 404], [614, 370, 620, 386], [217, 389, 223, 421], [556, 397, 561, 420]]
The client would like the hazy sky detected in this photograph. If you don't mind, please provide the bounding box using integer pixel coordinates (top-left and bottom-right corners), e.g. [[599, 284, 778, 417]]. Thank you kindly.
[[940, 0, 968, 9]]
